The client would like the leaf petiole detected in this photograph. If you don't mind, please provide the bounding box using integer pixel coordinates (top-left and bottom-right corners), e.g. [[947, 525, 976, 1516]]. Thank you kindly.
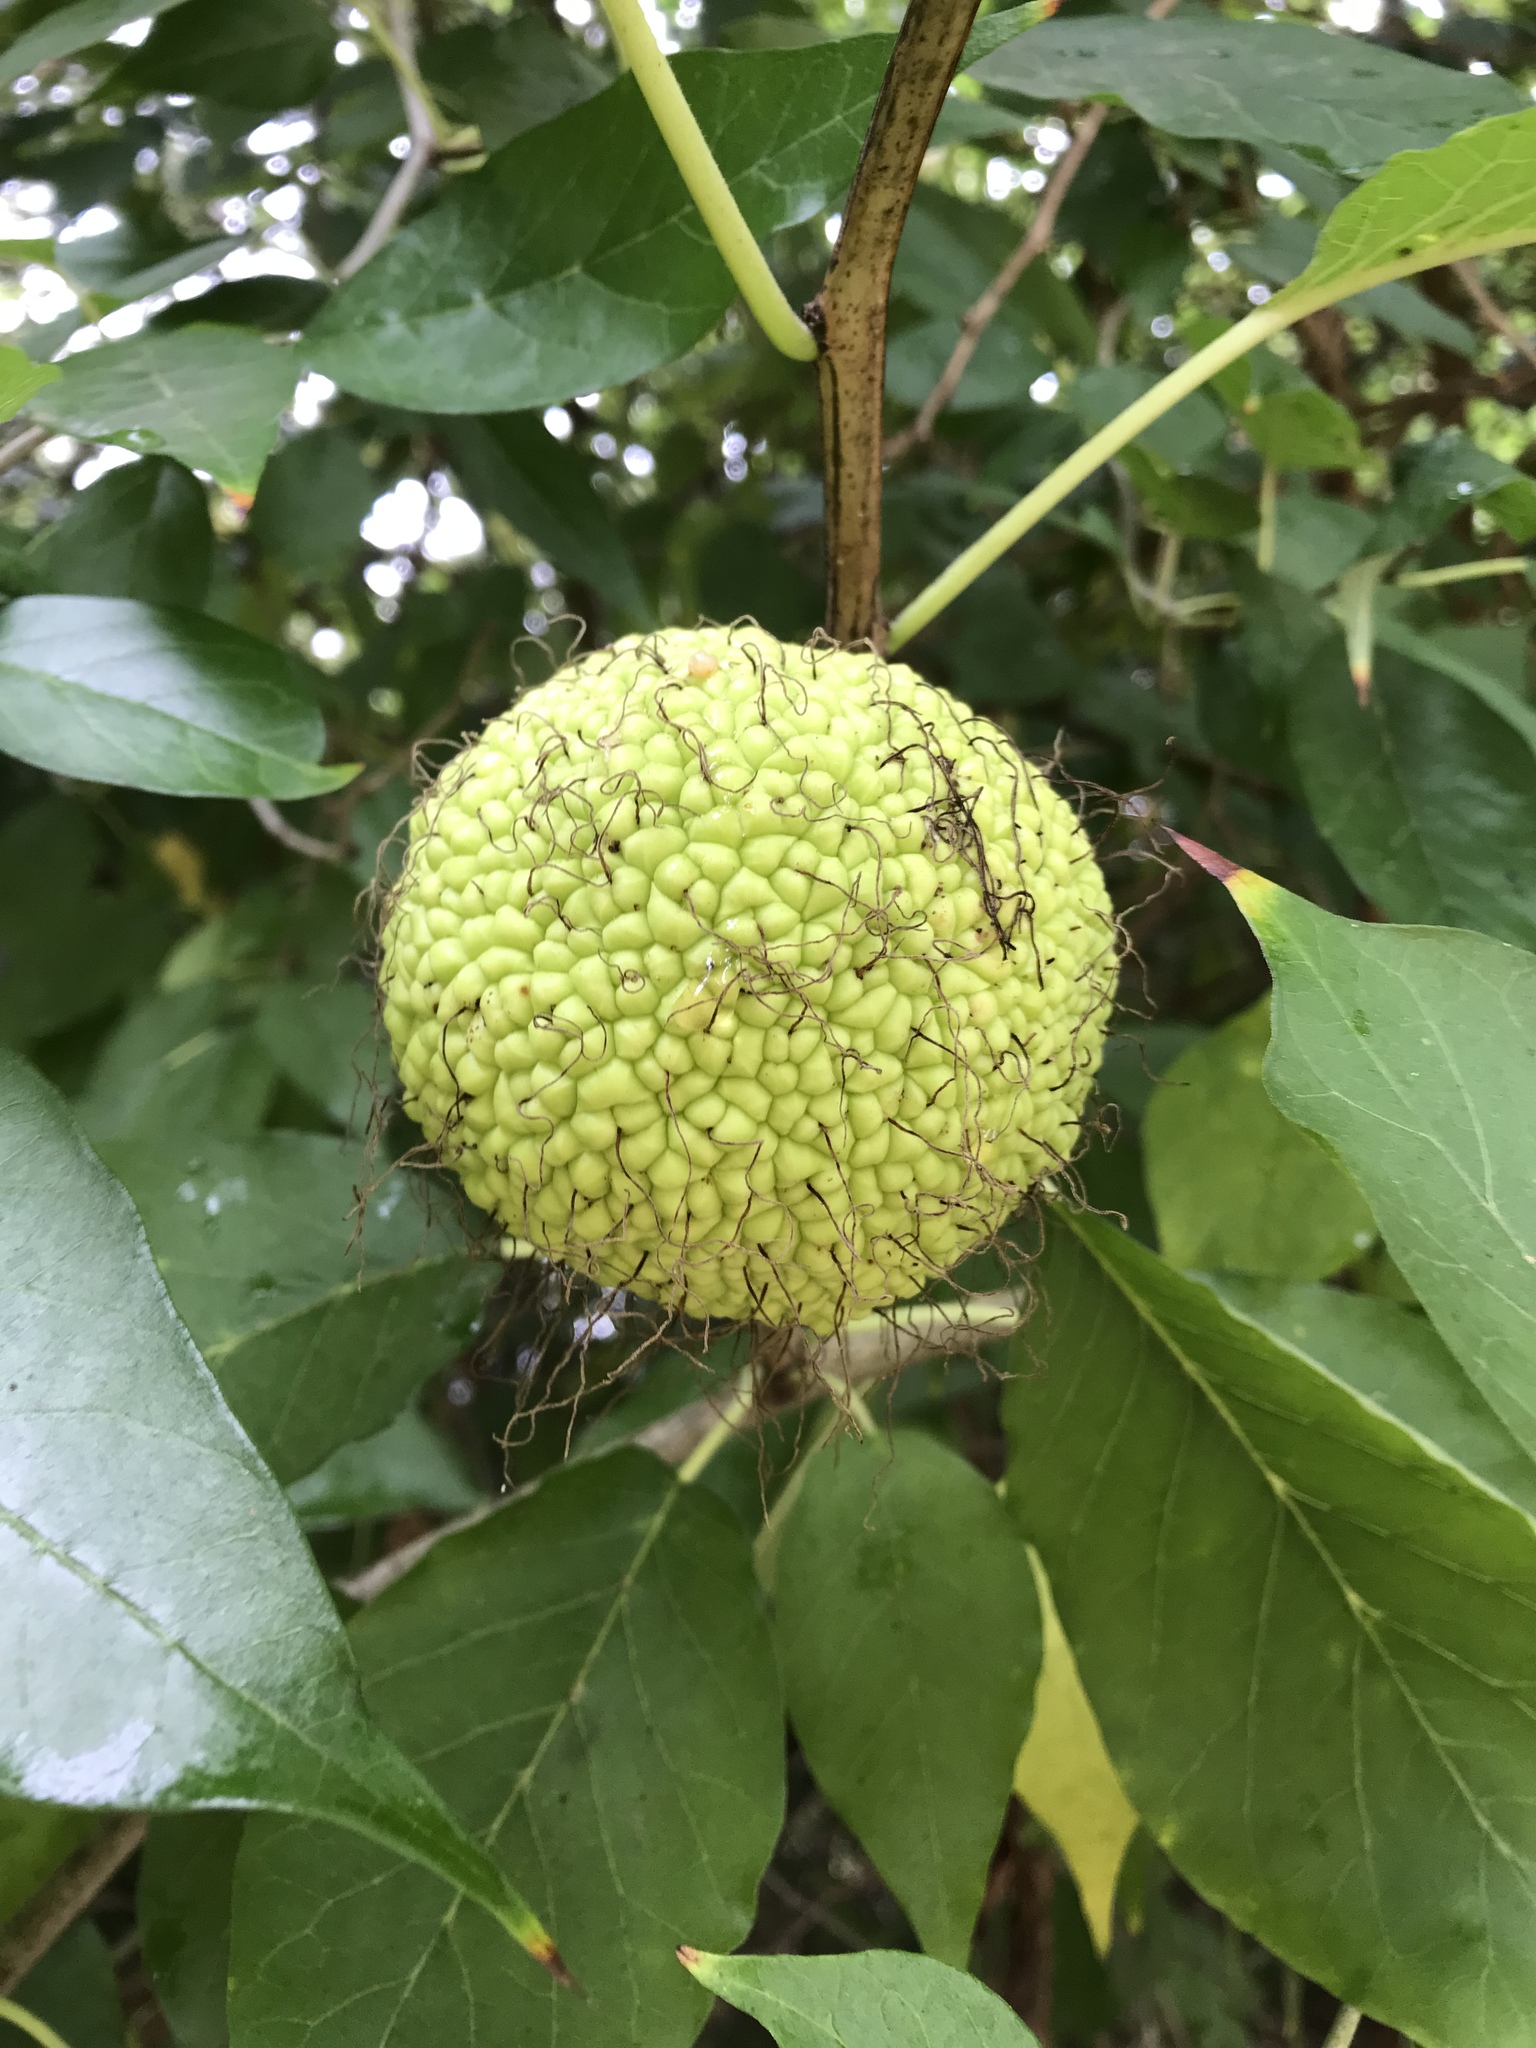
[[598, 0, 819, 361], [0, 1999, 71, 2048]]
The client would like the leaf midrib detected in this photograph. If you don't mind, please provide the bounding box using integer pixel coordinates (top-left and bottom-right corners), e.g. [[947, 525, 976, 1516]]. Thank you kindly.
[[1075, 1219, 1536, 1906], [376, 1473, 684, 2045]]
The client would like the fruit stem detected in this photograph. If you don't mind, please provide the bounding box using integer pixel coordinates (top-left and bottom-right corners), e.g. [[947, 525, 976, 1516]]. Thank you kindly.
[[676, 1366, 757, 1483], [1322, 2006, 1363, 2048], [597, 0, 818, 362], [1256, 462, 1278, 575]]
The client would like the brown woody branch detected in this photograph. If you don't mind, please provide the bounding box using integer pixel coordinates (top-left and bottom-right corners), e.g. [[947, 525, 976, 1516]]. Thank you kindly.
[[0, 1815, 146, 1996], [1452, 257, 1536, 374], [884, 104, 1107, 465], [808, 0, 985, 648]]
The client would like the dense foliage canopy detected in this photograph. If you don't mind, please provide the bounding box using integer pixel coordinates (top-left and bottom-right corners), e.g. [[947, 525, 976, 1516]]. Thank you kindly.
[[2, 0, 1536, 2044]]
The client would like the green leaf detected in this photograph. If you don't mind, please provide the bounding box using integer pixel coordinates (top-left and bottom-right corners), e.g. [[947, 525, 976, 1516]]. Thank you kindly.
[[0, 0, 189, 85], [1187, 851, 1536, 1464], [679, 1950, 1039, 2048], [75, 988, 277, 1148], [1, 1921, 121, 2048], [228, 1449, 784, 2047], [1208, 1277, 1536, 1520], [101, 1132, 496, 1484], [439, 416, 647, 619], [108, 0, 335, 112], [1008, 1211, 1536, 2047], [775, 1427, 1041, 1967], [1070, 365, 1226, 472], [969, 18, 1517, 176], [0, 1797, 94, 1925], [0, 1047, 560, 1973], [0, 343, 55, 423], [1143, 996, 1374, 1278], [251, 979, 378, 1129], [246, 426, 378, 583], [1244, 388, 1362, 472], [420, 15, 606, 154], [0, 595, 357, 799], [285, 1406, 483, 1532], [1279, 107, 1536, 305], [1011, 1550, 1137, 1957], [32, 326, 298, 493], [0, 797, 175, 1046], [886, 314, 1049, 416], [29, 454, 213, 609], [1287, 641, 1536, 947], [1264, 487, 1377, 593], [1369, 593, 1536, 759], [1372, 432, 1522, 555], [139, 1814, 244, 2048], [306, 41, 888, 412]]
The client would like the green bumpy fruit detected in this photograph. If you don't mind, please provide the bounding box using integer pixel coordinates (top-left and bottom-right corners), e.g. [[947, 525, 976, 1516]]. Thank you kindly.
[[380, 626, 1115, 1332]]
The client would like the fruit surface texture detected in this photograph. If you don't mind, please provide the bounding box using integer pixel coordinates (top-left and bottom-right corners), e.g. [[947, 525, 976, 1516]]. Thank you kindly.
[[380, 626, 1115, 1331]]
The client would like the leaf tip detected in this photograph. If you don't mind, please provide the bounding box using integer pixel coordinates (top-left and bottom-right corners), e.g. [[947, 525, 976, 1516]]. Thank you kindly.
[[1167, 832, 1276, 925], [532, 1935, 581, 1994], [677, 1945, 704, 1972]]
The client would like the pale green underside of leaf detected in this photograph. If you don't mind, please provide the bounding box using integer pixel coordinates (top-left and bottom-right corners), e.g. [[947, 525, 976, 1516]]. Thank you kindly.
[[1009, 1213, 1536, 2047], [0, 0, 190, 84], [683, 1948, 1039, 2048], [1282, 107, 1536, 303]]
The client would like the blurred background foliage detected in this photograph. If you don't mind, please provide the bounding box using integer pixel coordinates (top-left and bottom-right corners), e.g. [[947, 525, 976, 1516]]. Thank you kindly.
[[0, 0, 1532, 2037]]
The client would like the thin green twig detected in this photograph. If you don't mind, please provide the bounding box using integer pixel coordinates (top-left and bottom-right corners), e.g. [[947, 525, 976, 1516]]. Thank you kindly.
[[676, 1366, 757, 1483], [888, 230, 1536, 651], [0, 1998, 72, 2048], [1321, 2003, 1363, 2048], [598, 0, 818, 361], [1396, 555, 1529, 588]]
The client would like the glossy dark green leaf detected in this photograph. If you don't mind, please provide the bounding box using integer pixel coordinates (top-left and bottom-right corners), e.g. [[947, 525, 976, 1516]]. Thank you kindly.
[[1370, 596, 1536, 757], [0, 797, 175, 1046], [1201, 859, 1536, 1463], [246, 427, 378, 583], [32, 327, 298, 493], [0, 595, 357, 799], [0, 1047, 558, 1963], [251, 979, 378, 1129], [420, 15, 606, 154], [971, 18, 1518, 176], [76, 988, 277, 1147], [285, 1407, 483, 1532], [0, 1920, 121, 2048], [1287, 644, 1536, 948], [139, 1814, 244, 2048], [680, 1949, 1038, 2048], [775, 1428, 1040, 1967], [0, 0, 189, 83], [29, 454, 213, 608], [1265, 487, 1377, 592], [101, 1132, 496, 1484], [439, 416, 646, 618], [1143, 997, 1374, 1278], [1209, 1276, 1536, 1520], [109, 0, 334, 111], [306, 41, 888, 412], [1008, 1212, 1536, 2047], [228, 1449, 785, 2048]]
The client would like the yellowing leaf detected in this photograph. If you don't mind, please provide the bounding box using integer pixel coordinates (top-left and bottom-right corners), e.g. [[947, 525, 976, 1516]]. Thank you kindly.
[[1012, 1547, 1137, 1955]]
